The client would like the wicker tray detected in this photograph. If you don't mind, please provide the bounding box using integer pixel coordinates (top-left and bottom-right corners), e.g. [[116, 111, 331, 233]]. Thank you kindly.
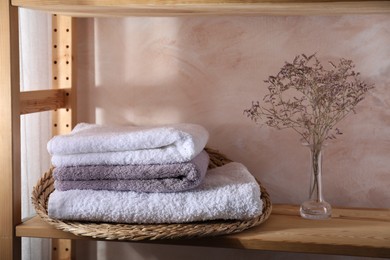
[[31, 148, 272, 240]]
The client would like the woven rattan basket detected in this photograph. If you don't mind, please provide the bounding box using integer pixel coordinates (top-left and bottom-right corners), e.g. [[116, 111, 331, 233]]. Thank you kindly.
[[32, 148, 272, 240]]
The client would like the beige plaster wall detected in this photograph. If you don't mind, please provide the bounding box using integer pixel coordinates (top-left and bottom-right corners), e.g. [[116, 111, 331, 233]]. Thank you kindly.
[[74, 15, 390, 259]]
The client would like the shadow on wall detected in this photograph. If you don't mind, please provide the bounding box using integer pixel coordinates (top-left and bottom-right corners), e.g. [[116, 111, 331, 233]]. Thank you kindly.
[[74, 14, 390, 260]]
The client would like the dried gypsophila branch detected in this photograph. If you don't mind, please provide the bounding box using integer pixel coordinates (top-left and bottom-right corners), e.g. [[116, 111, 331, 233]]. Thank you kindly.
[[244, 53, 374, 147]]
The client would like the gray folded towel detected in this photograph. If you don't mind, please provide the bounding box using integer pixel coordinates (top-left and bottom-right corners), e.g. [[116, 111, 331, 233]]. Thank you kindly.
[[53, 150, 209, 193], [48, 162, 263, 224]]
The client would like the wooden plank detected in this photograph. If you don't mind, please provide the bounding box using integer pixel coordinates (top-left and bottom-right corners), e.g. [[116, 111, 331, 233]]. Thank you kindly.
[[0, 1, 21, 260], [52, 15, 76, 136], [51, 14, 76, 260], [15, 205, 390, 258], [214, 207, 390, 258], [16, 216, 82, 240], [11, 0, 390, 16], [272, 204, 390, 221], [19, 89, 71, 114]]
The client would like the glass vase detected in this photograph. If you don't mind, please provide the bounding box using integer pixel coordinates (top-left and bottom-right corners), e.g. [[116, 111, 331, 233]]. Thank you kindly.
[[300, 142, 332, 220]]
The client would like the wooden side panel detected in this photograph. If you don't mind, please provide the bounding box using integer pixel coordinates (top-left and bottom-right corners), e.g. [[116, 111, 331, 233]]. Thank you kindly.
[[51, 14, 77, 260], [0, 1, 21, 260]]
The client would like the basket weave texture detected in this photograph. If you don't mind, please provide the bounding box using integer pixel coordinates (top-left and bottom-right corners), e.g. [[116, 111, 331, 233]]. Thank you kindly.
[[32, 148, 272, 240]]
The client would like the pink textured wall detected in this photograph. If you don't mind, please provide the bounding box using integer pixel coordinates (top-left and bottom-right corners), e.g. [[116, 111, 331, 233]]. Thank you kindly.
[[78, 15, 390, 208], [76, 15, 389, 259]]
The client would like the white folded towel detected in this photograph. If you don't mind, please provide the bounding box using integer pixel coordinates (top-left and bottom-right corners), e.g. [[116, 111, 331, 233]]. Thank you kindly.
[[47, 123, 209, 167], [48, 162, 263, 224]]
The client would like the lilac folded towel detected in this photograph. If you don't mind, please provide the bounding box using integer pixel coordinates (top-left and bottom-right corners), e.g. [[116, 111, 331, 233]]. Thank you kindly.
[[54, 150, 209, 193], [48, 162, 263, 224]]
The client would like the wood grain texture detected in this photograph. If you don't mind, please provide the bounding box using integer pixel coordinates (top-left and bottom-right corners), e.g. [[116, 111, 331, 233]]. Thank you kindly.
[[52, 15, 75, 136], [19, 89, 70, 114], [11, 0, 390, 16], [17, 216, 81, 240], [52, 239, 72, 260], [16, 205, 390, 258], [0, 1, 21, 260], [51, 14, 77, 260]]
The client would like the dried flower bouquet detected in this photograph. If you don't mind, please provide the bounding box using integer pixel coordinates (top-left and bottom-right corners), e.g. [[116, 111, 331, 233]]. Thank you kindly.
[[245, 54, 374, 219]]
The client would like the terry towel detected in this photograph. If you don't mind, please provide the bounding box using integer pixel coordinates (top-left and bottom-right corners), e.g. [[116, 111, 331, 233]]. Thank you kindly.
[[48, 162, 263, 224], [53, 150, 210, 193], [48, 123, 209, 167]]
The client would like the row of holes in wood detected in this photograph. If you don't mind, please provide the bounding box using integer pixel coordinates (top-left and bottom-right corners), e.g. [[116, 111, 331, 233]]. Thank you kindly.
[[53, 14, 71, 130], [53, 103, 70, 128], [53, 123, 70, 128], [53, 14, 71, 81], [53, 40, 71, 79], [53, 247, 69, 252]]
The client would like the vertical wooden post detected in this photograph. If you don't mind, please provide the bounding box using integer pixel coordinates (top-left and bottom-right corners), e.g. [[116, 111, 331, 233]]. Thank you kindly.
[[51, 14, 77, 260], [52, 239, 72, 260], [0, 1, 21, 260], [52, 14, 77, 135]]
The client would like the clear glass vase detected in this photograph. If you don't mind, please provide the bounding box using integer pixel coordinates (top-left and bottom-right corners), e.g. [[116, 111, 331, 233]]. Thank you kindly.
[[300, 142, 332, 220]]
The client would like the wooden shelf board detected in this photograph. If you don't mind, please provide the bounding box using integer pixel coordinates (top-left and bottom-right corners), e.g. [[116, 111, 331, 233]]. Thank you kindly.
[[16, 204, 390, 258], [11, 0, 390, 16], [19, 89, 70, 115]]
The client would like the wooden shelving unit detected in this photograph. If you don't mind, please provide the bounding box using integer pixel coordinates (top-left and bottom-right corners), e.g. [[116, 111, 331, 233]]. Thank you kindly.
[[1, 1, 390, 260]]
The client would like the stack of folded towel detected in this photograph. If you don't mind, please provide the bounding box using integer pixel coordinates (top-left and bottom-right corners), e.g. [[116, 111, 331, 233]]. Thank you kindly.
[[47, 123, 263, 224]]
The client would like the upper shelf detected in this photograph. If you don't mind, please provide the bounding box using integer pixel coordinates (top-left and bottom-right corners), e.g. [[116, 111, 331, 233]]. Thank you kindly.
[[11, 0, 390, 16]]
